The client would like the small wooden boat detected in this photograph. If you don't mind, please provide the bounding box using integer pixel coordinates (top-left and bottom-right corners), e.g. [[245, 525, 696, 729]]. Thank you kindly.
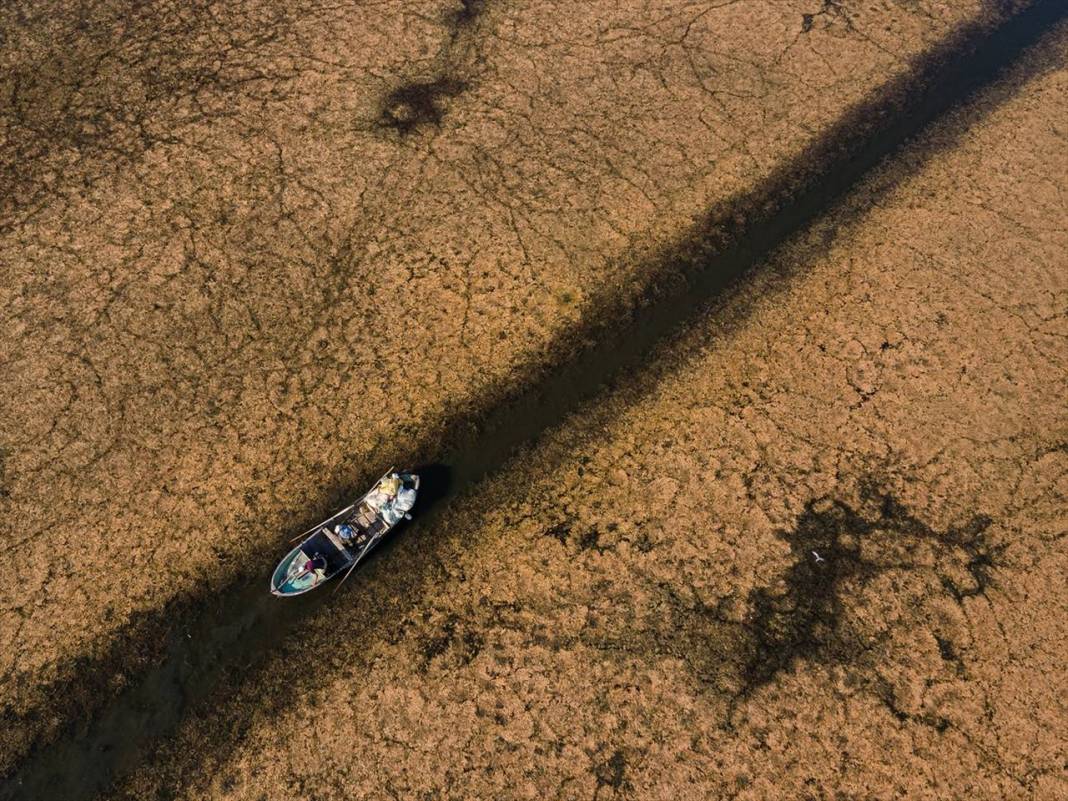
[[270, 468, 419, 596]]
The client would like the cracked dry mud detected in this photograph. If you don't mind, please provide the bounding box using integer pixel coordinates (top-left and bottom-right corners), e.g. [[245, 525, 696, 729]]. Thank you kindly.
[[106, 20, 1067, 801], [0, 0, 1036, 773]]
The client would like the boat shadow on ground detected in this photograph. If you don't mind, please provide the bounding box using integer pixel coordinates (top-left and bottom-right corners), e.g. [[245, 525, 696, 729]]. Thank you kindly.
[[1, 464, 458, 801]]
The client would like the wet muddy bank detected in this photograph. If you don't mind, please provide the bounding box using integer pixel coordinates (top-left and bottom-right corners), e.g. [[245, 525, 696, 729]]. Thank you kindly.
[[3, 2, 1066, 798]]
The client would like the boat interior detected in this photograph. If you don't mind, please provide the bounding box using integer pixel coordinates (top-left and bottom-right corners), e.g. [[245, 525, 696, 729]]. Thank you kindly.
[[272, 470, 420, 595], [352, 502, 389, 538], [302, 531, 352, 574]]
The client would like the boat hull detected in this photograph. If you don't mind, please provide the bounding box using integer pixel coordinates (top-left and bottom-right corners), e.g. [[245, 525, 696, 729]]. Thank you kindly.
[[269, 470, 419, 596]]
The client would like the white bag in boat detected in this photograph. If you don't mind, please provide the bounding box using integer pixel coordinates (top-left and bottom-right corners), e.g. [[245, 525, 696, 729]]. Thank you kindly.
[[395, 487, 416, 513]]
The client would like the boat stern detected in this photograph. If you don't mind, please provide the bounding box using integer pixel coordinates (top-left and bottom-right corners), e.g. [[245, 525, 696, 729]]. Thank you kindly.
[[269, 546, 326, 597]]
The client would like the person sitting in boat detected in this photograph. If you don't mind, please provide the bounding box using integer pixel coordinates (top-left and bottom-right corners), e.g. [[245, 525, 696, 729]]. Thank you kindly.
[[301, 554, 327, 574], [336, 523, 368, 549]]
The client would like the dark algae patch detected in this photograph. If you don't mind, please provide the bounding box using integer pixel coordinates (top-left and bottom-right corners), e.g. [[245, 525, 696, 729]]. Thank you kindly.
[[379, 0, 486, 136], [0, 449, 8, 499], [449, 0, 487, 28], [379, 78, 468, 135], [741, 498, 874, 692], [594, 749, 628, 795], [737, 487, 996, 701], [420, 613, 483, 668]]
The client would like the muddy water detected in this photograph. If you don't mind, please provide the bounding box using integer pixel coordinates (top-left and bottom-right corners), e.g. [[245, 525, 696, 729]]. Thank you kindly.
[[3, 4, 1067, 800]]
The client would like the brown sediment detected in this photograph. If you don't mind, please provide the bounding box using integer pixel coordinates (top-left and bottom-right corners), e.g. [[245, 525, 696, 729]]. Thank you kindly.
[[0, 0, 1063, 788], [93, 17, 1068, 801]]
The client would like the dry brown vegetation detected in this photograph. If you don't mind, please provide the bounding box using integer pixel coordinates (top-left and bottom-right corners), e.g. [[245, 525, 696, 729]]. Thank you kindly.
[[1, 1, 1064, 799]]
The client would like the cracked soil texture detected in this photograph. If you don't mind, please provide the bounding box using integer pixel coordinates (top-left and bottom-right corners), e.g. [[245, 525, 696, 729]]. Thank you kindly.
[[0, 0, 1029, 770], [107, 19, 1067, 801]]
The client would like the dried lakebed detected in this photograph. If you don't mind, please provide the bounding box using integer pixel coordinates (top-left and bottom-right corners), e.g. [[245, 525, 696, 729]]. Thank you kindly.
[[5, 1, 1028, 769], [105, 19, 1068, 800], [2, 3, 1068, 798]]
